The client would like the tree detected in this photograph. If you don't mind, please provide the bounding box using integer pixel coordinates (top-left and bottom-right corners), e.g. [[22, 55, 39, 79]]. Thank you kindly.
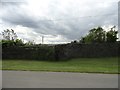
[[2, 29, 17, 41], [80, 26, 118, 43], [1, 29, 25, 47], [80, 27, 106, 43], [106, 26, 118, 42]]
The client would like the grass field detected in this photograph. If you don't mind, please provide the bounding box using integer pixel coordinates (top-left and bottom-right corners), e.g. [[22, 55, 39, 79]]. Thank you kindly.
[[2, 57, 119, 74]]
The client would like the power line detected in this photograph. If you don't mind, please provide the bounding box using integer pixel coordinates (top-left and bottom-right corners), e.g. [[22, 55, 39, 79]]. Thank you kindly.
[[38, 13, 117, 22], [0, 13, 117, 24]]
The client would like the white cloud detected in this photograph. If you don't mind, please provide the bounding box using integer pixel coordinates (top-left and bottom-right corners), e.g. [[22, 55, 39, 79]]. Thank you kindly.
[[0, 0, 119, 44]]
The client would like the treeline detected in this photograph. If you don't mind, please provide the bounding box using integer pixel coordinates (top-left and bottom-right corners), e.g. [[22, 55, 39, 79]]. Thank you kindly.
[[0, 26, 119, 48]]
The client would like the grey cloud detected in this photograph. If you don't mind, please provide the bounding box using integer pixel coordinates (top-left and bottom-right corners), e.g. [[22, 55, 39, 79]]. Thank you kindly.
[[1, 0, 26, 3], [1, 2, 25, 6], [1, 0, 118, 42]]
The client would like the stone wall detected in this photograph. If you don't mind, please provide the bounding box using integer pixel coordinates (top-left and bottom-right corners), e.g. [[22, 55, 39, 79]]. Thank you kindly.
[[55, 42, 120, 60], [2, 42, 120, 60], [2, 45, 55, 60]]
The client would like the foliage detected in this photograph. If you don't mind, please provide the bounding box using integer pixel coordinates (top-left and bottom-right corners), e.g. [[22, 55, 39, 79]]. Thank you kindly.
[[80, 26, 118, 43], [106, 26, 118, 42], [1, 29, 24, 47], [1, 39, 24, 47], [1, 29, 17, 41], [1, 40, 15, 47], [80, 27, 106, 43], [15, 39, 24, 46]]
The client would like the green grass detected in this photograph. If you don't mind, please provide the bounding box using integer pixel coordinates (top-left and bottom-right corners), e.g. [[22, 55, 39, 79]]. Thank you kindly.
[[2, 57, 119, 74], [0, 60, 2, 69]]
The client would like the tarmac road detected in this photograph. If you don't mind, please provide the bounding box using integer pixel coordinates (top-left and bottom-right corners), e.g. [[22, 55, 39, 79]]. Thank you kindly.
[[2, 71, 118, 88]]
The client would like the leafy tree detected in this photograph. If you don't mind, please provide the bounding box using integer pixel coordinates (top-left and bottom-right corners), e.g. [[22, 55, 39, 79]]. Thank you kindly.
[[80, 26, 118, 43], [2, 29, 17, 41], [80, 27, 106, 43], [1, 29, 25, 47], [106, 26, 118, 42]]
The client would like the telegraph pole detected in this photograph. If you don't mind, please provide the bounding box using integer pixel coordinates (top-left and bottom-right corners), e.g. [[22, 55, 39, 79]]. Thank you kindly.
[[42, 36, 44, 44]]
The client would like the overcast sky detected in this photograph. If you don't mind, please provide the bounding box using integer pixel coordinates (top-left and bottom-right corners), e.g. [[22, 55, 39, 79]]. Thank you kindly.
[[0, 0, 119, 44]]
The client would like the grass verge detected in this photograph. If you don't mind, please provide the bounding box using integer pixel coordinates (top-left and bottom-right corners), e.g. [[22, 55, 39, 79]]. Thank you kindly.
[[2, 57, 119, 74]]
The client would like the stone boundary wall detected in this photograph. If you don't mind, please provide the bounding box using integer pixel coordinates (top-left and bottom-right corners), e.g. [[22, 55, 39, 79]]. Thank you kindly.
[[55, 42, 120, 60], [2, 42, 120, 60], [2, 46, 55, 60]]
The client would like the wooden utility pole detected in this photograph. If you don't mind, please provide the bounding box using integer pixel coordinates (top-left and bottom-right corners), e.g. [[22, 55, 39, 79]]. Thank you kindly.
[[42, 36, 44, 44]]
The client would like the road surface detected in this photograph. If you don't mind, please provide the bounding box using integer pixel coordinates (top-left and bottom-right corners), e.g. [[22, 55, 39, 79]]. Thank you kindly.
[[2, 71, 118, 88]]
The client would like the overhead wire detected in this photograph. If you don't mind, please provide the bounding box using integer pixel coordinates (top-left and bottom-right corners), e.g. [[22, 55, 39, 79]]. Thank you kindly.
[[37, 13, 117, 22]]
